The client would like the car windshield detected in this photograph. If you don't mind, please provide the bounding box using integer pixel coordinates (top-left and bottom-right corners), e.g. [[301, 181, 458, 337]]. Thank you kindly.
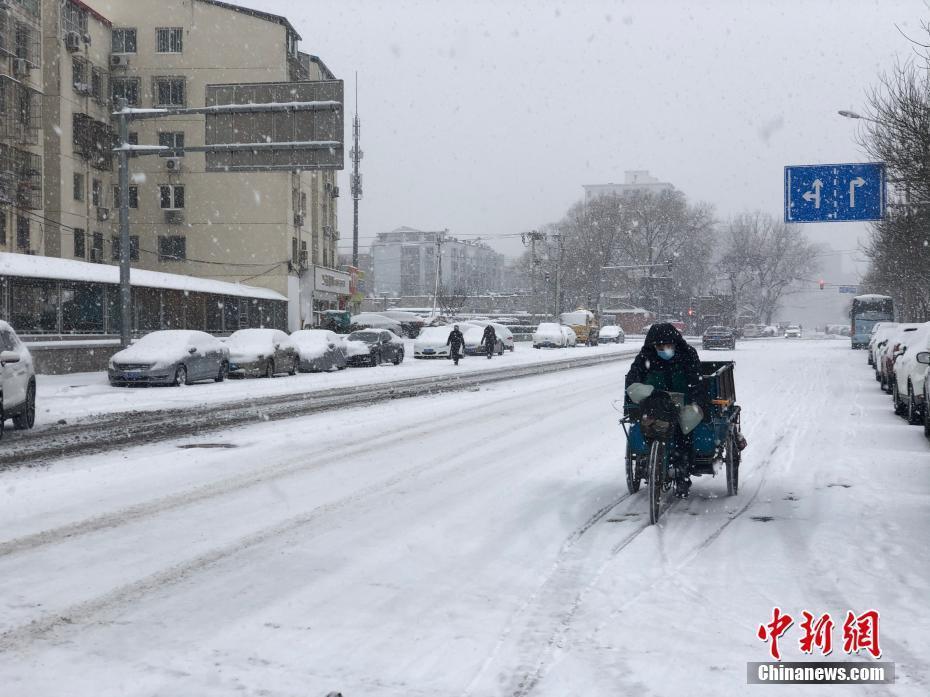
[[8, 4, 927, 696]]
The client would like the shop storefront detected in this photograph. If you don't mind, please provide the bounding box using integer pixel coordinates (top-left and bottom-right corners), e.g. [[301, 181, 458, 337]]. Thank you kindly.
[[302, 266, 351, 328]]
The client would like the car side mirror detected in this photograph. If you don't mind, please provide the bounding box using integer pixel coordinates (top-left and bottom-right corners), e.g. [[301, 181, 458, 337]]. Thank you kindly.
[[0, 350, 19, 364], [328, 343, 335, 349], [188, 347, 197, 354], [917, 352, 930, 365]]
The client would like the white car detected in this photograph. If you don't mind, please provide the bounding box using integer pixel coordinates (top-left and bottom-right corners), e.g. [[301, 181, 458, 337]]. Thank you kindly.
[[877, 324, 921, 392], [761, 325, 778, 337], [349, 312, 405, 335], [0, 320, 36, 437], [532, 322, 567, 348], [742, 324, 763, 338], [463, 324, 506, 355], [891, 322, 930, 422], [466, 320, 515, 351], [561, 325, 578, 347], [414, 325, 457, 359], [784, 325, 802, 338], [599, 325, 625, 343]]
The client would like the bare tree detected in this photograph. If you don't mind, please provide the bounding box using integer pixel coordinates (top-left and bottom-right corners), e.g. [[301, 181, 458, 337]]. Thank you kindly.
[[719, 212, 821, 324], [436, 284, 469, 317]]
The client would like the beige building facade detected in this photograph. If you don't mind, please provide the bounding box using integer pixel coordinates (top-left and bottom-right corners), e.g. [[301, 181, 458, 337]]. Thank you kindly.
[[1, 0, 343, 331]]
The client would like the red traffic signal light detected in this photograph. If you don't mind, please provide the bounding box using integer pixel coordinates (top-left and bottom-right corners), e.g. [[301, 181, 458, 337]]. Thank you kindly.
[[819, 280, 825, 290], [687, 308, 694, 316]]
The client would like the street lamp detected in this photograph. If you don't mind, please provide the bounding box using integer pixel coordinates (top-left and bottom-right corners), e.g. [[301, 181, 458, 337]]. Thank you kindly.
[[837, 110, 881, 125]]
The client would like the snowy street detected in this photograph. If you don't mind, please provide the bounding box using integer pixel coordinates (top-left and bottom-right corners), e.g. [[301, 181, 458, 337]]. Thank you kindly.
[[0, 339, 927, 696]]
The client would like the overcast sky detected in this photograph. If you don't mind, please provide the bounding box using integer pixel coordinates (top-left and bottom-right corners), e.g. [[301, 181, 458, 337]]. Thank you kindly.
[[250, 0, 924, 266]]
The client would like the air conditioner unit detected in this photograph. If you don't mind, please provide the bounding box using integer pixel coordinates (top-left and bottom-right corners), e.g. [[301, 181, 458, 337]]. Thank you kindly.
[[331, 186, 340, 198], [164, 209, 185, 225], [74, 82, 92, 95], [90, 248, 103, 262], [13, 58, 29, 77], [293, 213, 304, 227], [97, 206, 110, 222], [82, 33, 92, 45], [65, 31, 81, 52], [165, 157, 182, 172], [110, 54, 129, 69]]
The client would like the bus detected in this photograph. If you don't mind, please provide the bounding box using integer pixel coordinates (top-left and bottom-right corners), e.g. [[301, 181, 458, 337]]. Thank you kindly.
[[850, 294, 894, 349]]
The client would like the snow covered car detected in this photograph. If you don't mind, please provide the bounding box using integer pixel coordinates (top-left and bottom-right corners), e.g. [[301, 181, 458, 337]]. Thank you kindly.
[[868, 322, 898, 368], [349, 312, 405, 335], [226, 328, 298, 378], [463, 324, 505, 355], [598, 325, 625, 343], [784, 325, 802, 338], [561, 325, 578, 347], [878, 324, 921, 392], [702, 326, 736, 350], [761, 325, 778, 337], [290, 329, 347, 372], [890, 322, 930, 421], [465, 320, 515, 351], [533, 322, 567, 348], [378, 310, 427, 338], [345, 329, 405, 366], [0, 320, 36, 437], [414, 325, 458, 359], [108, 330, 229, 387], [741, 324, 762, 338]]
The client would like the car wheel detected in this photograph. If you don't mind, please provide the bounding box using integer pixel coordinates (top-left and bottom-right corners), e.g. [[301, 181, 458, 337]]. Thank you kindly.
[[0, 397, 5, 440], [288, 358, 298, 376], [371, 352, 380, 367], [393, 351, 401, 365], [924, 391, 930, 439], [12, 380, 36, 430], [907, 385, 921, 425], [215, 361, 228, 383], [174, 365, 188, 387], [892, 379, 906, 416], [264, 359, 275, 378]]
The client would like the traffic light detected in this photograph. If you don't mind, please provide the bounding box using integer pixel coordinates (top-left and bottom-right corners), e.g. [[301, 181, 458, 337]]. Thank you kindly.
[[687, 308, 694, 317], [819, 279, 825, 290]]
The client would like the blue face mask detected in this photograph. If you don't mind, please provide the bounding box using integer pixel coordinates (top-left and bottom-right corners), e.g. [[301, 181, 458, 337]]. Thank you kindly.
[[657, 348, 675, 361]]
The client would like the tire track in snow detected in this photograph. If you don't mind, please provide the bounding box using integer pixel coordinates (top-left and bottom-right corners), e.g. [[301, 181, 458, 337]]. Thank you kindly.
[[0, 375, 614, 653]]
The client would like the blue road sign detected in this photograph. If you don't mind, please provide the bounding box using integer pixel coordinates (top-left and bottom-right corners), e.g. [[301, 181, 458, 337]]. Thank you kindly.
[[784, 162, 885, 223], [838, 285, 859, 294]]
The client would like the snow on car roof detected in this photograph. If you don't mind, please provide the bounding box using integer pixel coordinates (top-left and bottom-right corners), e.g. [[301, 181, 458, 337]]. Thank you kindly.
[[0, 252, 286, 301]]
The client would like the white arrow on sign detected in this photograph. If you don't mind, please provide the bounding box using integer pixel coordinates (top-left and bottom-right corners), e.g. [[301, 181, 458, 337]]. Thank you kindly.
[[849, 176, 865, 208], [802, 178, 823, 208]]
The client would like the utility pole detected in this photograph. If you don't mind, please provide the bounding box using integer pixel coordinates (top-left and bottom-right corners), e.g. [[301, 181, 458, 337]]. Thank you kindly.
[[521, 229, 546, 316], [553, 233, 563, 318], [116, 98, 131, 348], [431, 230, 445, 319], [350, 73, 363, 268]]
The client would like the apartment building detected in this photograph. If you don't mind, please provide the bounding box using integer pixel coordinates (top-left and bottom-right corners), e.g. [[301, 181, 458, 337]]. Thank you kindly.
[[1, 0, 344, 331], [370, 226, 505, 298], [583, 170, 675, 202], [0, 0, 43, 254]]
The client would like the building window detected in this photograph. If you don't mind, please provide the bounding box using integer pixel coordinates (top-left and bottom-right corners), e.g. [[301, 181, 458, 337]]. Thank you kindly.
[[91, 67, 104, 102], [114, 185, 138, 209], [159, 184, 184, 209], [157, 131, 184, 156], [73, 227, 85, 258], [91, 178, 101, 206], [112, 235, 139, 261], [16, 215, 29, 251], [91, 231, 103, 261], [111, 77, 140, 107], [112, 28, 137, 54], [153, 77, 185, 107], [73, 172, 84, 201], [158, 235, 186, 261], [72, 56, 87, 90], [61, 1, 88, 35], [155, 28, 183, 53], [0, 213, 6, 245]]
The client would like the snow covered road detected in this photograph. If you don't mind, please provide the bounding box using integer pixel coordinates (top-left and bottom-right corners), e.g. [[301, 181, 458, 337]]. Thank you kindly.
[[0, 339, 926, 696]]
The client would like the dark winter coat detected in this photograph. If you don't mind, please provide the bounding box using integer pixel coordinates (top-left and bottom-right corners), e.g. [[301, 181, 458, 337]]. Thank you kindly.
[[447, 328, 465, 351], [482, 325, 497, 347], [625, 323, 707, 409]]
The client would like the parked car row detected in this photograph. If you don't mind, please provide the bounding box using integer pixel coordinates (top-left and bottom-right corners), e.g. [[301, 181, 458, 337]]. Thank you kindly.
[[413, 321, 514, 358], [867, 321, 930, 437], [0, 320, 36, 438], [107, 327, 404, 387]]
